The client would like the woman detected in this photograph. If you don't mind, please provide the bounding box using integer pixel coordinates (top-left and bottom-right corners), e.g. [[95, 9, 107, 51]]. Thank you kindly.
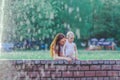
[[50, 33, 72, 61]]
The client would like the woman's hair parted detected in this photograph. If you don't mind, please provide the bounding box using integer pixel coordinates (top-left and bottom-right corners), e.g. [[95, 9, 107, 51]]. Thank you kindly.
[[50, 33, 65, 57]]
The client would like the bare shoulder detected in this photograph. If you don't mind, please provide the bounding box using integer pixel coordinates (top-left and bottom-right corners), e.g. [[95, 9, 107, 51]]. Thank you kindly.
[[73, 42, 76, 46]]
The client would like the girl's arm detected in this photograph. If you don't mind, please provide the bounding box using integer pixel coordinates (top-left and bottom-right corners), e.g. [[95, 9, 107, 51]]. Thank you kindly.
[[74, 44, 78, 59]]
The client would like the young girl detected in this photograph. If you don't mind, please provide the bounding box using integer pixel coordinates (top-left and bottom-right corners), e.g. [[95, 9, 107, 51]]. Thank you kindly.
[[63, 31, 78, 60]]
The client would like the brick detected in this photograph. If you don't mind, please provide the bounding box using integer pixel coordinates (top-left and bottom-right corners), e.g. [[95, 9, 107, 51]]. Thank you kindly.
[[74, 71, 84, 77], [73, 65, 81, 71], [15, 65, 22, 71], [40, 60, 46, 64], [56, 65, 67, 71], [90, 65, 101, 70], [92, 77, 98, 80], [109, 60, 116, 64], [96, 71, 107, 77], [53, 60, 61, 64], [62, 71, 73, 77], [85, 71, 95, 77], [24, 60, 31, 64], [16, 60, 23, 65], [44, 64, 49, 69], [32, 78, 41, 80], [28, 72, 39, 78], [98, 60, 104, 64], [75, 60, 81, 64], [86, 77, 92, 80], [66, 78, 74, 80], [54, 60, 64, 64], [68, 65, 79, 71], [31, 60, 36, 65], [108, 71, 119, 77], [104, 60, 110, 65], [56, 78, 64, 80], [81, 61, 88, 64], [38, 65, 44, 71], [115, 77, 120, 80], [116, 60, 120, 65], [25, 65, 33, 71], [97, 77, 104, 80], [41, 71, 51, 77], [63, 78, 69, 80], [109, 77, 118, 80], [70, 78, 75, 80], [40, 78, 50, 80], [113, 65, 120, 70], [92, 60, 99, 65], [34, 60, 40, 65], [46, 60, 53, 64], [86, 61, 92, 64], [104, 77, 109, 80], [102, 65, 112, 70], [20, 76, 30, 80], [18, 78, 26, 80], [75, 78, 81, 80], [11, 60, 16, 65], [81, 78, 86, 80], [47, 65, 56, 71], [80, 66, 89, 70], [19, 71, 26, 78], [33, 65, 39, 71], [45, 60, 53, 64], [119, 71, 120, 76], [63, 78, 74, 80], [51, 72, 61, 77]]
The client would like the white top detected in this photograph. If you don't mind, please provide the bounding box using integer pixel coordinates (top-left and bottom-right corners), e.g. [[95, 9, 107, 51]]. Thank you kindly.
[[63, 39, 76, 56]]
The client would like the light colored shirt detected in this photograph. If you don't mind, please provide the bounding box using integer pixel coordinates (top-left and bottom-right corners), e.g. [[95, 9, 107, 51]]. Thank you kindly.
[[63, 40, 76, 56]]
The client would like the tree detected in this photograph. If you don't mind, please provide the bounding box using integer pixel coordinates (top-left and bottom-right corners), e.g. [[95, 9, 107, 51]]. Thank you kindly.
[[92, 0, 120, 46], [3, 0, 120, 48], [10, 0, 57, 41]]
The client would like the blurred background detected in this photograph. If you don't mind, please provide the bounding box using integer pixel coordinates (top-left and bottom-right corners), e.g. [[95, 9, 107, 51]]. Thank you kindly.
[[1, 0, 120, 52]]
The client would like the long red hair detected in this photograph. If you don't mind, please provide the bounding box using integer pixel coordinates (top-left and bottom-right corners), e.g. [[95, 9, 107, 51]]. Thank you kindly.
[[50, 33, 65, 57]]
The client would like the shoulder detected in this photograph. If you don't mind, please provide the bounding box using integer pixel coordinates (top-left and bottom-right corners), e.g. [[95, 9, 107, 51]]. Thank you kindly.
[[72, 42, 76, 46], [64, 40, 68, 46]]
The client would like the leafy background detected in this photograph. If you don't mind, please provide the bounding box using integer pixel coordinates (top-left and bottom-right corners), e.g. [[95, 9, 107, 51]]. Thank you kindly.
[[2, 0, 120, 49]]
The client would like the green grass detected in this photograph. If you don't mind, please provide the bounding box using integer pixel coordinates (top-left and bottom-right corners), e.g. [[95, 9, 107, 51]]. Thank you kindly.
[[0, 50, 120, 60]]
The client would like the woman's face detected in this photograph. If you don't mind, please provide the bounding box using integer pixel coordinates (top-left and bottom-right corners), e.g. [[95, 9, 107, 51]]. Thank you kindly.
[[59, 38, 66, 46]]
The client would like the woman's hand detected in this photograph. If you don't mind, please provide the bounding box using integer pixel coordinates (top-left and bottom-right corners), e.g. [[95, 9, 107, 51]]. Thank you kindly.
[[65, 57, 72, 61]]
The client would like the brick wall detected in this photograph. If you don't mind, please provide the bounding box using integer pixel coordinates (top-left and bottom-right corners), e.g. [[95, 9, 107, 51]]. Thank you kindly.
[[3, 60, 120, 80]]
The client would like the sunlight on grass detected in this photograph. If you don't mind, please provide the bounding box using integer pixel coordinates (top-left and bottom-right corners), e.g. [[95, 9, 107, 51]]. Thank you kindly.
[[0, 50, 120, 60]]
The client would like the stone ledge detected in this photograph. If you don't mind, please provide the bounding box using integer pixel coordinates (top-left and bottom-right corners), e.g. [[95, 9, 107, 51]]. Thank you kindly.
[[10, 60, 119, 65]]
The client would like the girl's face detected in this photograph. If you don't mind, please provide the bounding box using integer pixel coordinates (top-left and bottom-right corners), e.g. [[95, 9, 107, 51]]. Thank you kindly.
[[68, 36, 74, 43], [59, 38, 66, 46]]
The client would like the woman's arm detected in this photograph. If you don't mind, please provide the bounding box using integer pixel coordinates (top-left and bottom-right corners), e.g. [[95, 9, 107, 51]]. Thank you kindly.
[[53, 51, 71, 61], [62, 44, 66, 56]]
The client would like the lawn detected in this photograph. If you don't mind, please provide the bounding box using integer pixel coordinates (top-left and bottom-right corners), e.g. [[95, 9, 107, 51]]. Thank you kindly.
[[0, 50, 120, 60]]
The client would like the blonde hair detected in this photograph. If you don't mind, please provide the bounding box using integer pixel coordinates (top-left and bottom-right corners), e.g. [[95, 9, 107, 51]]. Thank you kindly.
[[66, 31, 74, 38]]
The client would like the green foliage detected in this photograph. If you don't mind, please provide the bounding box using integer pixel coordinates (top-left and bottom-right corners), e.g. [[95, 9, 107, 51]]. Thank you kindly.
[[6, 0, 120, 47], [11, 0, 57, 41], [92, 0, 120, 45]]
